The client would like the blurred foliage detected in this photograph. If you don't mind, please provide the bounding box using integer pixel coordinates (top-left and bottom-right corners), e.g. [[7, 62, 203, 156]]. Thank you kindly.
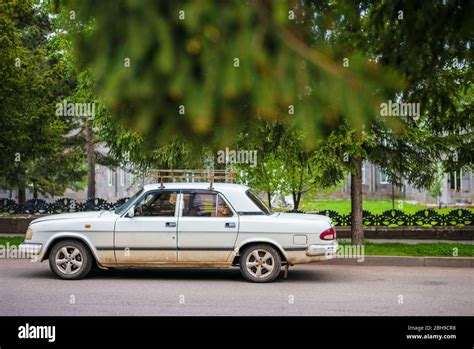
[[63, 0, 398, 150], [1, 0, 472, 203]]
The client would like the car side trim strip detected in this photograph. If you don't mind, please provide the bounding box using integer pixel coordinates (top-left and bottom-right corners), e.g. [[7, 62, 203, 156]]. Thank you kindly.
[[178, 247, 234, 251], [96, 246, 234, 251]]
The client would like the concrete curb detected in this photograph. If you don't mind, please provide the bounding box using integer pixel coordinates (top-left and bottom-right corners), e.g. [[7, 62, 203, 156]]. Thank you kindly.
[[320, 255, 473, 267]]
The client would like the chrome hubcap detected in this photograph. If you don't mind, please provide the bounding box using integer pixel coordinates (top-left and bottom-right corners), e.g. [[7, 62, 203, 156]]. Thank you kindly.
[[55, 246, 83, 275], [246, 249, 274, 278]]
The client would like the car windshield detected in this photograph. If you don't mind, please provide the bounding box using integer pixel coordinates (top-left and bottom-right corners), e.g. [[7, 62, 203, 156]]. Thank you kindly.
[[114, 188, 144, 215], [245, 189, 272, 215]]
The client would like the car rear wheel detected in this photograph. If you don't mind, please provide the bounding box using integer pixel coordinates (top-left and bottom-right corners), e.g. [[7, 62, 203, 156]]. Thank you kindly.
[[49, 240, 92, 280], [239, 244, 282, 283]]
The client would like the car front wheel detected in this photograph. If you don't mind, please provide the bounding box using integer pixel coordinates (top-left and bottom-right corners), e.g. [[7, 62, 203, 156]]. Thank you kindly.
[[48, 240, 92, 280], [239, 244, 282, 283]]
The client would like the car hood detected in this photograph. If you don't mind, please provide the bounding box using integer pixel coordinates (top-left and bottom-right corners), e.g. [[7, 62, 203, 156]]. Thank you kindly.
[[275, 212, 333, 223], [30, 210, 115, 224]]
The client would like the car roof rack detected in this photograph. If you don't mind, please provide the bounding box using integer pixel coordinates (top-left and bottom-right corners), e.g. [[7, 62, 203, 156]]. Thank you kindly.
[[145, 169, 237, 190]]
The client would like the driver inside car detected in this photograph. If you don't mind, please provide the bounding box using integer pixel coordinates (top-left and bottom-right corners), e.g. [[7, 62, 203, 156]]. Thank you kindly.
[[137, 192, 176, 216]]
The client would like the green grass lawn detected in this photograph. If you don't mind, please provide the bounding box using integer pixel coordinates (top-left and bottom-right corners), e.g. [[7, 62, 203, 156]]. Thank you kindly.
[[339, 241, 474, 257], [0, 236, 24, 246], [301, 199, 472, 214]]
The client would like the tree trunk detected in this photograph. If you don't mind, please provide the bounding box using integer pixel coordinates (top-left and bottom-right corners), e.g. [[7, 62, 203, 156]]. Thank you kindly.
[[18, 186, 26, 205], [351, 157, 364, 245], [86, 125, 96, 199], [293, 192, 301, 210], [33, 187, 38, 199], [266, 192, 272, 209]]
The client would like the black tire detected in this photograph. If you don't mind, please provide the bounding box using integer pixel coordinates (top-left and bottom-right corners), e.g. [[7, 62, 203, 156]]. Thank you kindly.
[[48, 239, 93, 280], [239, 244, 282, 283]]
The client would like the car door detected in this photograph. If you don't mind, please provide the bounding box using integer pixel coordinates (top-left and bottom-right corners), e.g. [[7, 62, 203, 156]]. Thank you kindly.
[[177, 190, 239, 263], [114, 190, 178, 264]]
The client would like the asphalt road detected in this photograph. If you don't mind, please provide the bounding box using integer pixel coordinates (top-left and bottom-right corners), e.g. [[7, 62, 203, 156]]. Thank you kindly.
[[0, 259, 472, 316]]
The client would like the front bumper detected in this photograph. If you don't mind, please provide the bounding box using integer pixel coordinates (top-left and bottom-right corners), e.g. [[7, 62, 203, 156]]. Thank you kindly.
[[305, 242, 338, 258], [19, 243, 43, 255]]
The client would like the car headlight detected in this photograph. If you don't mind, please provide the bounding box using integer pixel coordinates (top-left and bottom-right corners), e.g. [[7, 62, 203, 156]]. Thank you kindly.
[[25, 228, 33, 240]]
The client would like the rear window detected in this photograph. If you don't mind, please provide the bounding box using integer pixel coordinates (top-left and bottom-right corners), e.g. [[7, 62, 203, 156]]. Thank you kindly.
[[182, 192, 233, 217], [245, 189, 272, 215]]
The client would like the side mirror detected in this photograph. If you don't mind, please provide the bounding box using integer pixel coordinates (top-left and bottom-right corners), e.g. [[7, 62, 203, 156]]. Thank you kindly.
[[127, 205, 135, 218]]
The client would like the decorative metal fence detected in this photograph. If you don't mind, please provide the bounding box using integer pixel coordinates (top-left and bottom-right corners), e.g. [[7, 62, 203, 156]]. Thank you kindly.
[[1, 198, 473, 227], [316, 209, 474, 227]]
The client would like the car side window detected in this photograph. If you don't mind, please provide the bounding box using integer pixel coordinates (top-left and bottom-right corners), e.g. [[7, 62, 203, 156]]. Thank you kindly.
[[182, 192, 233, 217], [135, 191, 177, 217]]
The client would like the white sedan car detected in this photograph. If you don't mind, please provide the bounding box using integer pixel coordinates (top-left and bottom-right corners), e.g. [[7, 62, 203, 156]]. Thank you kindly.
[[20, 183, 338, 282]]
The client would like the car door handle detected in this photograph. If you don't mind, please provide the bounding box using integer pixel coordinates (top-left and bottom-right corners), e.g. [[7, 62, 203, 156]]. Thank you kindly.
[[166, 222, 176, 227], [225, 222, 236, 228]]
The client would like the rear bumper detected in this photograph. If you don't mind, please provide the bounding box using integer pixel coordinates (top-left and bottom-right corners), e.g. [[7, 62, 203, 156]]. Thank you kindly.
[[284, 241, 338, 265], [305, 242, 338, 258]]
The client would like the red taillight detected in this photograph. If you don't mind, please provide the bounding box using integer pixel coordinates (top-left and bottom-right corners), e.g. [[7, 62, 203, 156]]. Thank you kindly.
[[320, 226, 336, 240]]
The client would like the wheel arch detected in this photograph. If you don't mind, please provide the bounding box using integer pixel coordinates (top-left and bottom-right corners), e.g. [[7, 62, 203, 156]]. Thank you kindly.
[[232, 239, 288, 265], [41, 234, 99, 264]]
